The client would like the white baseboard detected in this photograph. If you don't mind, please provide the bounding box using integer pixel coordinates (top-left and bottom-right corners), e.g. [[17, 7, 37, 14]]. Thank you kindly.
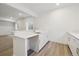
[[49, 40, 68, 45]]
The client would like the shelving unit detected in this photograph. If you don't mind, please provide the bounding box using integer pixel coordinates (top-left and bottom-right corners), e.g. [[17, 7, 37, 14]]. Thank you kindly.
[[0, 17, 15, 22]]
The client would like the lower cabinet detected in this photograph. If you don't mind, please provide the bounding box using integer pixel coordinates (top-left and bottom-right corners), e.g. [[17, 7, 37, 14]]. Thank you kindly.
[[38, 33, 48, 52], [28, 33, 48, 52], [13, 37, 27, 56], [28, 35, 39, 52], [68, 35, 79, 56]]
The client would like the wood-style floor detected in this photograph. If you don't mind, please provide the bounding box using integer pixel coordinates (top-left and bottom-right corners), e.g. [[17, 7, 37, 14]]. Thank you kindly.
[[30, 41, 72, 56], [0, 36, 13, 56], [0, 48, 13, 56], [0, 41, 72, 56]]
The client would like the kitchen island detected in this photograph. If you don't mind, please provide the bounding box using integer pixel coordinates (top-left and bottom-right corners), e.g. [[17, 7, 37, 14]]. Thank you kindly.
[[13, 31, 39, 56]]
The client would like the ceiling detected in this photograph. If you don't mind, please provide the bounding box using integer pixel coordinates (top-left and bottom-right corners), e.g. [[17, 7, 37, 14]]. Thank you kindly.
[[10, 3, 79, 16], [0, 3, 30, 20], [0, 3, 79, 20]]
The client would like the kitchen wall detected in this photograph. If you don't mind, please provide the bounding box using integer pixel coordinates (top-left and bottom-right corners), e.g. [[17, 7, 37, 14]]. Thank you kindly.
[[16, 18, 26, 31], [0, 21, 15, 35], [35, 6, 79, 44], [16, 16, 35, 32]]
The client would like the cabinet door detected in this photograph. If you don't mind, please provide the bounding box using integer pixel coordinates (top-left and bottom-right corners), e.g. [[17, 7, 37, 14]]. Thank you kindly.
[[13, 37, 26, 56], [39, 34, 48, 51], [69, 38, 75, 55], [28, 36, 39, 52], [73, 38, 79, 56], [69, 37, 78, 56], [39, 34, 44, 51], [68, 35, 73, 45]]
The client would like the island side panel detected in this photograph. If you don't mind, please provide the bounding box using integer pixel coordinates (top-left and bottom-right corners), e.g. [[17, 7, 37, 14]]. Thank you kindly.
[[13, 37, 27, 56]]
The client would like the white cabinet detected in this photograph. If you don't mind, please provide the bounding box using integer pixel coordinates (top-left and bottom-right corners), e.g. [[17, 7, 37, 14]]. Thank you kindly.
[[27, 33, 48, 52], [28, 32, 48, 52], [13, 31, 39, 56], [13, 31, 48, 55], [68, 34, 79, 56], [28, 35, 39, 52], [13, 37, 27, 56], [38, 33, 48, 52], [68, 37, 77, 55]]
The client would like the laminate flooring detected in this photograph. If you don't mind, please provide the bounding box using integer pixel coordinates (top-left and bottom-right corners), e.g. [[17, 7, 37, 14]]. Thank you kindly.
[[30, 41, 72, 56]]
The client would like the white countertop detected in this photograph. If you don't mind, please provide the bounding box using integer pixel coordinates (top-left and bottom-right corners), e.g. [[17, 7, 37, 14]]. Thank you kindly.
[[68, 32, 79, 39], [14, 31, 39, 39]]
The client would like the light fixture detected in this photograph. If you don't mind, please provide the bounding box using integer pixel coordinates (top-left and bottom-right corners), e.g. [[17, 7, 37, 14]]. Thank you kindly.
[[56, 3, 60, 6], [19, 13, 22, 16]]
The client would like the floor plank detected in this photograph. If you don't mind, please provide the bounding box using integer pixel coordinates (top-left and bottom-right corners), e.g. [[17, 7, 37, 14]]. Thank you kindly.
[[30, 41, 72, 56], [0, 41, 72, 56], [0, 48, 13, 56]]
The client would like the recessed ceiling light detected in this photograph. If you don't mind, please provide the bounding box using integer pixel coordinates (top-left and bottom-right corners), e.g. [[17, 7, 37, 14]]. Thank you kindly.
[[56, 3, 60, 6], [19, 13, 22, 16]]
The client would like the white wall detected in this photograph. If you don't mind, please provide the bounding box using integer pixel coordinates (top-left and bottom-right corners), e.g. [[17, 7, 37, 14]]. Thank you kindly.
[[16, 16, 34, 31], [26, 17, 35, 32], [35, 6, 79, 44], [0, 21, 15, 35]]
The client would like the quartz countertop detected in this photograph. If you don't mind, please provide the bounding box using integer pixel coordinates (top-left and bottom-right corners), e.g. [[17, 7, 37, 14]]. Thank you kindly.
[[13, 31, 39, 39], [68, 32, 79, 40]]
